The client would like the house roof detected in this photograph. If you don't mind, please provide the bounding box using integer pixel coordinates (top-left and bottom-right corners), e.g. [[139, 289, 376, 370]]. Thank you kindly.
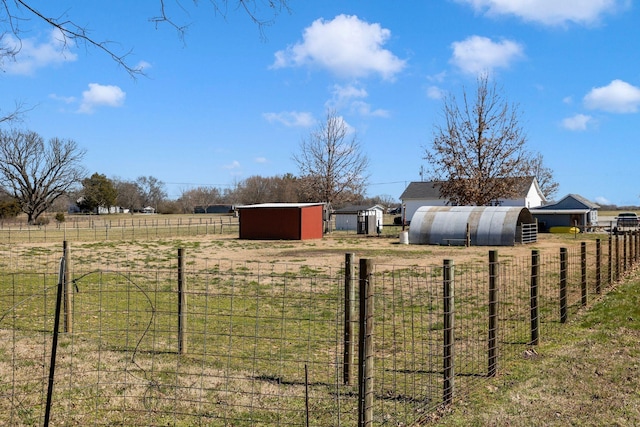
[[400, 177, 543, 201], [334, 204, 384, 214], [538, 194, 599, 210]]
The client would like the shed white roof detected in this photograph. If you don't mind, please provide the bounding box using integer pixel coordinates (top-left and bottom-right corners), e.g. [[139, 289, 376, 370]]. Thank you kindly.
[[236, 203, 325, 209]]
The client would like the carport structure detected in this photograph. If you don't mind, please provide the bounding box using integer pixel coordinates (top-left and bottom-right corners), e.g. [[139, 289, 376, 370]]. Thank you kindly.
[[408, 206, 537, 246]]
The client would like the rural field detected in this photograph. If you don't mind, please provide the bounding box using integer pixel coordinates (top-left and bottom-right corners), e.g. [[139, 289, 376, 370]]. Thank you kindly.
[[0, 214, 638, 426]]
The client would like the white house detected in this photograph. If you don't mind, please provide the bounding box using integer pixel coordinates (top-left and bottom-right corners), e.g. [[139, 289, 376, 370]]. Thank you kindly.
[[333, 204, 384, 234], [400, 177, 546, 223]]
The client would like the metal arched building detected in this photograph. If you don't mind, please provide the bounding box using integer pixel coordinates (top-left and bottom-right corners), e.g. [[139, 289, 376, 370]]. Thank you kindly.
[[408, 206, 537, 246]]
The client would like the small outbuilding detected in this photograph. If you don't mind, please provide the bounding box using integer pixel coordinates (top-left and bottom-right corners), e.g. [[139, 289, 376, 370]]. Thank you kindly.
[[333, 204, 384, 234], [409, 206, 537, 246], [529, 194, 600, 232], [194, 204, 235, 214], [237, 203, 325, 240]]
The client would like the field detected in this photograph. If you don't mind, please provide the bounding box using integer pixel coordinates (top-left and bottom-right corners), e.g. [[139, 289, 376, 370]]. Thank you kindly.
[[0, 216, 634, 426]]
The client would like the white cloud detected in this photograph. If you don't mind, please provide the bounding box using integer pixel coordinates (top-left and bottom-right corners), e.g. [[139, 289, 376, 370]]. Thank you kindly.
[[78, 83, 126, 114], [263, 111, 316, 127], [2, 29, 78, 75], [135, 60, 152, 72], [595, 196, 611, 205], [583, 79, 640, 113], [349, 101, 390, 118], [223, 160, 241, 170], [271, 14, 406, 80], [562, 114, 593, 131], [255, 157, 267, 163], [456, 0, 629, 26], [426, 85, 445, 100], [325, 84, 389, 118], [450, 35, 524, 75]]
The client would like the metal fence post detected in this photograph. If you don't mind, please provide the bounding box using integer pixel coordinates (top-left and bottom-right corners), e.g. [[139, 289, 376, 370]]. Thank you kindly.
[[581, 242, 587, 307], [358, 258, 374, 427], [624, 232, 628, 274], [530, 250, 540, 345], [615, 234, 620, 281], [443, 259, 455, 406], [344, 253, 355, 385], [488, 251, 498, 377], [178, 248, 187, 355], [63, 240, 72, 333], [560, 248, 568, 324], [595, 239, 601, 294]]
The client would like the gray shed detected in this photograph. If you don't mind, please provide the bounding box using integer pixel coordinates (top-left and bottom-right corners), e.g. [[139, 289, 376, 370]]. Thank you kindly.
[[409, 206, 537, 246]]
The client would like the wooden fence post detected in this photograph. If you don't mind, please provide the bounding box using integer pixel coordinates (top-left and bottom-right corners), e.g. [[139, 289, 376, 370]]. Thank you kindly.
[[358, 258, 374, 427], [63, 241, 72, 333], [443, 259, 455, 406], [343, 253, 355, 385], [595, 239, 601, 294], [581, 242, 587, 307], [178, 248, 187, 355], [560, 248, 568, 324], [488, 251, 498, 377], [608, 233, 613, 285], [530, 249, 540, 345]]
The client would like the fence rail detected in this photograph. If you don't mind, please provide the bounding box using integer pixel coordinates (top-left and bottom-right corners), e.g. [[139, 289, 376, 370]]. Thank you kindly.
[[1, 232, 638, 425]]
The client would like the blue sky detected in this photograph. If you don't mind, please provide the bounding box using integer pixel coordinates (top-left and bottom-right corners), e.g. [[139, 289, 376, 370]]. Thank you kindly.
[[1, 1, 639, 206]]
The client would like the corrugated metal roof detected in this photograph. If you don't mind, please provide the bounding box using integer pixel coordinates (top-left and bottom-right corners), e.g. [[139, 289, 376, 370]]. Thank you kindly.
[[408, 206, 535, 246]]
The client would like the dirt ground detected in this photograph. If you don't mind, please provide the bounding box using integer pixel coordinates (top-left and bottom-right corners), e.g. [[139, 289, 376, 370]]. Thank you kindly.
[[1, 229, 605, 273]]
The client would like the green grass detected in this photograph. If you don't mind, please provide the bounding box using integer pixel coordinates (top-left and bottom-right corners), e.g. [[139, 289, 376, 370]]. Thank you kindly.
[[427, 271, 640, 426]]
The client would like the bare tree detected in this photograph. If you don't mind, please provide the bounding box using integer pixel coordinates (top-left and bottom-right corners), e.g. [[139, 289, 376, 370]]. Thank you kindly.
[[529, 153, 559, 200], [178, 186, 222, 213], [136, 176, 167, 211], [0, 129, 86, 224], [425, 75, 539, 206], [293, 110, 369, 207], [0, 1, 290, 77], [113, 178, 142, 213]]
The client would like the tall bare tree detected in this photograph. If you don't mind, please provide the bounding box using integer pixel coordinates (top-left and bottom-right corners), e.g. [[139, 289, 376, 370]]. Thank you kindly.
[[178, 186, 223, 213], [113, 178, 142, 213], [425, 75, 543, 206], [136, 176, 167, 211], [530, 153, 559, 200], [293, 110, 369, 207], [0, 129, 86, 224]]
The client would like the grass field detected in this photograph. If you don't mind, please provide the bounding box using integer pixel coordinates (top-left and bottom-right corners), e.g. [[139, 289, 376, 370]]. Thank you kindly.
[[0, 218, 637, 425]]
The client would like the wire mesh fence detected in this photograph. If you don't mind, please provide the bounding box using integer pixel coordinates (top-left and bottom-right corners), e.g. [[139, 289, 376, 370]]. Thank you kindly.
[[0, 216, 239, 244], [0, 232, 637, 426]]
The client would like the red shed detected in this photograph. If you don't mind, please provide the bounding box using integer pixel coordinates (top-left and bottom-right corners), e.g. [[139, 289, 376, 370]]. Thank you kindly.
[[237, 203, 325, 240]]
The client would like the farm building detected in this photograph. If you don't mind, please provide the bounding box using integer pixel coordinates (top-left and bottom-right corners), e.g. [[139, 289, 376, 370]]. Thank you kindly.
[[333, 204, 384, 234], [193, 204, 235, 214], [236, 203, 325, 240], [408, 206, 537, 246], [529, 194, 599, 232], [400, 177, 546, 223]]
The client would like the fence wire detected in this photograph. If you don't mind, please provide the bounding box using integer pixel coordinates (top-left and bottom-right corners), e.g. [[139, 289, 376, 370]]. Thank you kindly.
[[0, 234, 636, 426]]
